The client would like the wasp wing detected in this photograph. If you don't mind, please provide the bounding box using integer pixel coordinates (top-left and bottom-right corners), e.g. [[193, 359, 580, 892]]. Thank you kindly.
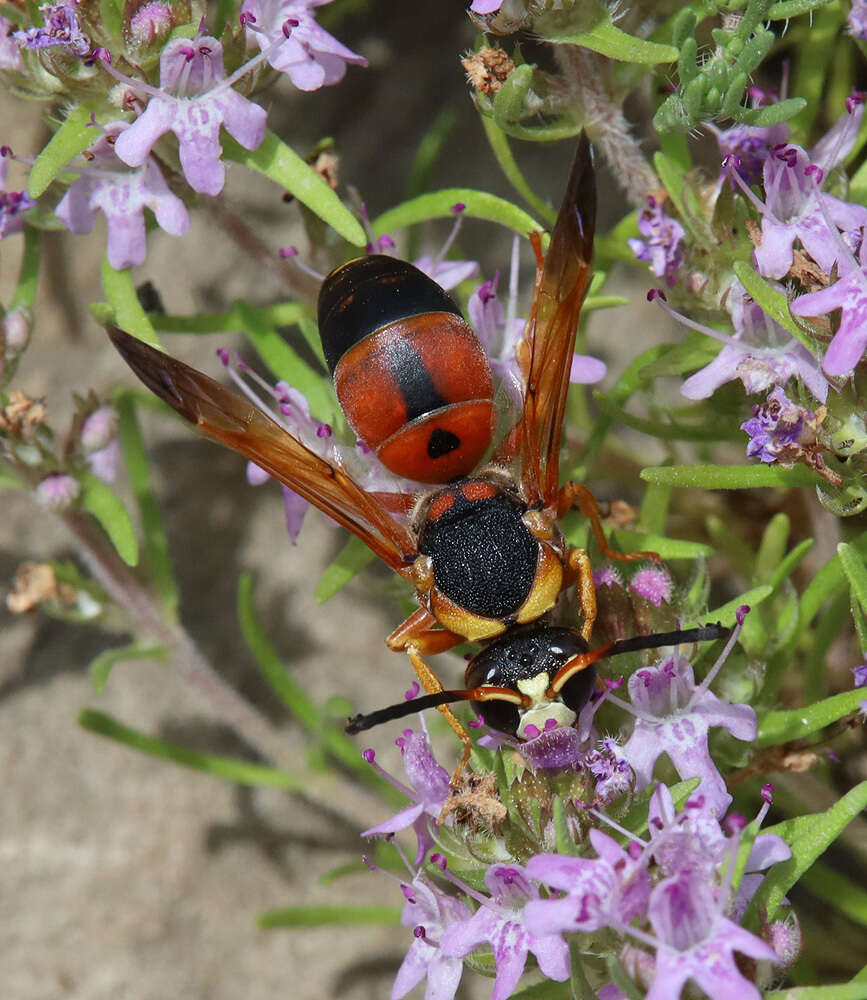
[[516, 132, 596, 506], [108, 326, 416, 571]]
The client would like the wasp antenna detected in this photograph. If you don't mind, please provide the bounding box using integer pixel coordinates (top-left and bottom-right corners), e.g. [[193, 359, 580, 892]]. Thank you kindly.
[[346, 689, 476, 734], [607, 623, 731, 659]]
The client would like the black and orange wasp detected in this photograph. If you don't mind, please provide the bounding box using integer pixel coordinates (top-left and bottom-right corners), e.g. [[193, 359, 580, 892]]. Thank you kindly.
[[109, 134, 728, 773]]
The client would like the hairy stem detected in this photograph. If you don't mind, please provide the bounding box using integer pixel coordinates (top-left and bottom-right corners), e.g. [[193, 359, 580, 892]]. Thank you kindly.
[[555, 46, 658, 209], [62, 508, 298, 771]]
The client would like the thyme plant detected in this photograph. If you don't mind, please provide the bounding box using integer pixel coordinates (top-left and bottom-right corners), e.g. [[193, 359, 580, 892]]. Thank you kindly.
[[2, 0, 867, 997]]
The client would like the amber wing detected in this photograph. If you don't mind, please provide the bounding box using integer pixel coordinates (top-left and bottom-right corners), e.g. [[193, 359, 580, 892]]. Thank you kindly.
[[108, 326, 417, 571], [518, 132, 597, 506]]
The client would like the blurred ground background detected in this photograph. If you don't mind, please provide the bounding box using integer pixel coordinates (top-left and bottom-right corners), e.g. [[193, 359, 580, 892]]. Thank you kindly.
[[0, 4, 773, 999]]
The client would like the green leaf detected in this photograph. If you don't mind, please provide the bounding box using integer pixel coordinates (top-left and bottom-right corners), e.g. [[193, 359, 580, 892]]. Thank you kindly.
[[639, 481, 671, 535], [89, 641, 164, 695], [115, 391, 179, 614], [80, 473, 138, 567], [755, 512, 790, 583], [767, 0, 835, 18], [732, 260, 817, 351], [372, 190, 540, 240], [510, 981, 573, 999], [738, 98, 807, 126], [747, 781, 867, 924], [758, 689, 867, 747], [406, 107, 457, 201], [609, 529, 713, 560], [28, 102, 99, 199], [79, 708, 304, 789], [640, 464, 823, 489], [480, 116, 557, 225], [766, 987, 867, 1000], [100, 259, 161, 348], [258, 904, 401, 929], [0, 465, 24, 490], [548, 14, 678, 63], [838, 541, 867, 615], [315, 535, 376, 602], [653, 151, 687, 221], [223, 132, 365, 246], [11, 225, 41, 311], [769, 537, 814, 591], [583, 294, 628, 312], [234, 300, 336, 424], [682, 585, 773, 630]]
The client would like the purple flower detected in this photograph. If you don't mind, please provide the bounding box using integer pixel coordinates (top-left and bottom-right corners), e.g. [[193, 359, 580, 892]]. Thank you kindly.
[[850, 1, 867, 39], [668, 280, 829, 403], [617, 622, 756, 817], [525, 828, 651, 936], [711, 121, 790, 186], [392, 874, 471, 1000], [81, 405, 121, 484], [0, 155, 35, 239], [13, 0, 89, 55], [468, 273, 605, 404], [362, 730, 451, 865], [628, 197, 685, 287], [55, 123, 189, 269], [584, 737, 634, 803], [241, 0, 367, 92], [790, 247, 867, 376], [0, 16, 22, 70], [440, 863, 570, 1000], [644, 870, 778, 1000], [469, 0, 503, 12], [854, 661, 867, 688], [35, 473, 80, 510], [127, 1, 173, 49], [112, 36, 267, 196], [741, 386, 825, 466]]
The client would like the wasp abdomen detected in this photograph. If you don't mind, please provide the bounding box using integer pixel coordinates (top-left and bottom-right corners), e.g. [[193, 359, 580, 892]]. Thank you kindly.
[[318, 255, 495, 483]]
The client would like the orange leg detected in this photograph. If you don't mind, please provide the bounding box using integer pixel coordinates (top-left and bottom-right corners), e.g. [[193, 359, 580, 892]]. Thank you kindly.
[[386, 608, 472, 784], [557, 481, 658, 563], [564, 547, 597, 641]]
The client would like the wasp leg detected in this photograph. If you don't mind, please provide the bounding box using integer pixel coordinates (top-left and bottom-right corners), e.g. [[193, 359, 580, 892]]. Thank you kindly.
[[557, 481, 658, 563], [386, 608, 472, 787], [563, 547, 597, 642], [405, 645, 473, 788], [386, 606, 464, 655]]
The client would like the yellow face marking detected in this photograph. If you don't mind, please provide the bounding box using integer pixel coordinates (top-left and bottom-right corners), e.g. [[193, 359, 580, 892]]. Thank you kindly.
[[515, 671, 577, 738]]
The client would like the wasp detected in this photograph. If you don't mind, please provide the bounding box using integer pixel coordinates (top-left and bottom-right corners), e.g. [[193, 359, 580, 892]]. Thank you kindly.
[[108, 134, 728, 768]]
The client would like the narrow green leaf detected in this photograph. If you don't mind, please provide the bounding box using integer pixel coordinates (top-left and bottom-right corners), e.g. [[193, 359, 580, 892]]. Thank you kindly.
[[510, 981, 572, 999], [769, 537, 814, 591], [80, 473, 139, 567], [583, 294, 628, 312], [732, 260, 817, 351], [838, 542, 867, 615], [315, 535, 376, 602], [596, 395, 740, 442], [406, 107, 456, 201], [372, 190, 540, 239], [767, 0, 834, 18], [766, 984, 867, 999], [481, 116, 556, 225], [641, 464, 823, 489], [11, 225, 41, 311], [28, 102, 99, 198], [257, 904, 401, 929], [115, 392, 179, 613], [223, 132, 365, 246], [234, 300, 336, 424], [89, 641, 164, 694], [100, 259, 161, 348], [758, 689, 867, 747], [548, 16, 678, 63], [609, 529, 713, 560], [756, 513, 790, 583], [79, 708, 304, 789], [738, 98, 807, 126], [682, 585, 773, 630], [748, 781, 867, 923], [653, 151, 686, 218], [639, 481, 671, 535]]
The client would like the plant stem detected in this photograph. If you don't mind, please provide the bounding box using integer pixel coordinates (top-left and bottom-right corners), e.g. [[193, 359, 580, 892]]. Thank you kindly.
[[62, 509, 297, 771], [555, 46, 658, 209]]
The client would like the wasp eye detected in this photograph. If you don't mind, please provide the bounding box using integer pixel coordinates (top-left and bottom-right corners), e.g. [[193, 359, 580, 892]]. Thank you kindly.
[[558, 665, 597, 716]]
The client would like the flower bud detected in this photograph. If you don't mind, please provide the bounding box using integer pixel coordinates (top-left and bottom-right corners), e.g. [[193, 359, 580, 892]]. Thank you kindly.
[[80, 405, 118, 452], [35, 472, 80, 510]]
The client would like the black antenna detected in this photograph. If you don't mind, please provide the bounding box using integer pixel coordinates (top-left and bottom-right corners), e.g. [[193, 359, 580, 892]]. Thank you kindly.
[[345, 622, 730, 735]]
